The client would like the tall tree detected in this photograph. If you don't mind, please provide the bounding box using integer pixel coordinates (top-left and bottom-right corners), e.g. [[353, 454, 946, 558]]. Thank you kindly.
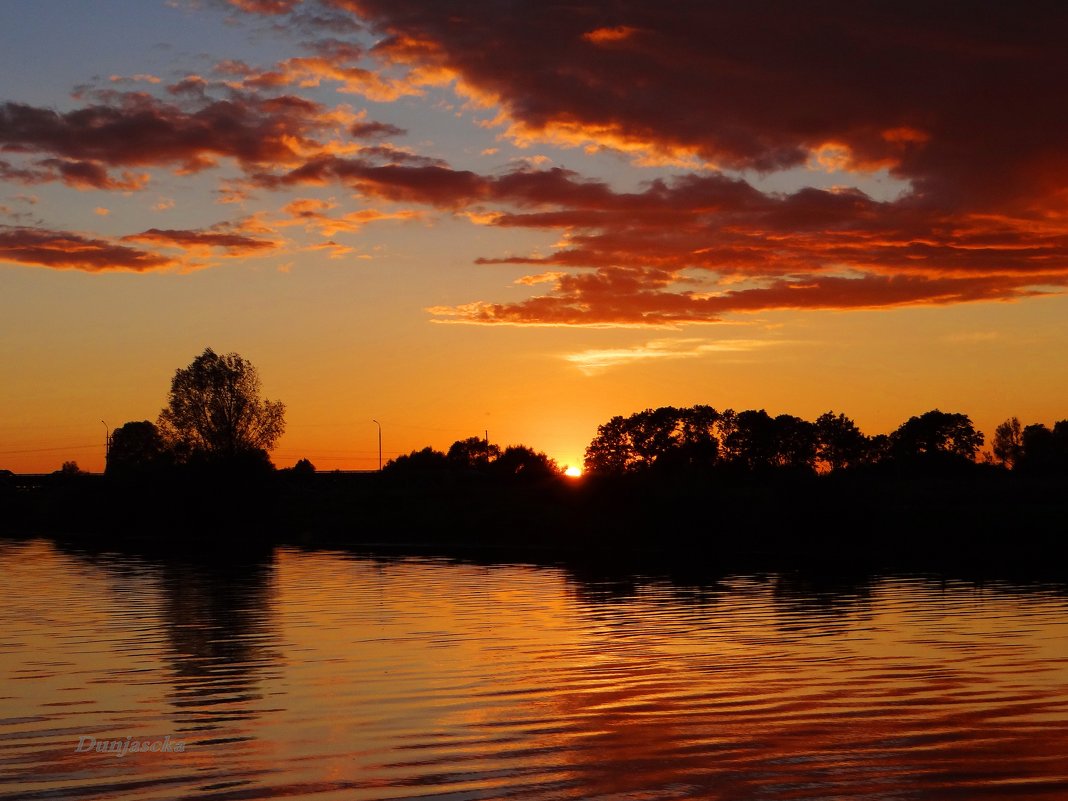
[[158, 348, 285, 461], [991, 417, 1023, 468], [584, 415, 633, 474]]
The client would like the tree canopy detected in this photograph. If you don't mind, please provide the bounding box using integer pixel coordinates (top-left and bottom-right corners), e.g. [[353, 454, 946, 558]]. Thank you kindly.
[[106, 420, 169, 476], [890, 410, 983, 461], [383, 439, 559, 482], [584, 406, 720, 474], [157, 348, 285, 461], [447, 436, 501, 469], [582, 405, 995, 476]]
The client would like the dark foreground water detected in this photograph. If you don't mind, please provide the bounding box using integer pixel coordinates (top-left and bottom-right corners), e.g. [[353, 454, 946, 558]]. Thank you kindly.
[[2, 539, 1068, 800]]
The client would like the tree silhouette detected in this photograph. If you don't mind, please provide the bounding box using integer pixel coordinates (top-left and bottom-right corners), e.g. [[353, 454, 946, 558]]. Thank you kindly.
[[723, 409, 778, 470], [866, 433, 892, 464], [491, 445, 560, 480], [291, 458, 316, 475], [772, 414, 818, 470], [814, 411, 868, 471], [584, 415, 633, 474], [722, 410, 816, 471], [992, 417, 1023, 468], [584, 406, 720, 474], [158, 348, 285, 462], [106, 420, 169, 476], [891, 410, 983, 461], [383, 447, 450, 477], [1016, 421, 1068, 474], [447, 437, 500, 470]]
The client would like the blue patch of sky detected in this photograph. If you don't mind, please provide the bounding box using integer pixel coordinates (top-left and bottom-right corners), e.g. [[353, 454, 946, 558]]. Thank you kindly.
[[0, 0, 296, 105]]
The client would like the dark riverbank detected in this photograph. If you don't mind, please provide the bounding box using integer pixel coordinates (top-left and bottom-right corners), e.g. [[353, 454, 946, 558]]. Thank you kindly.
[[2, 465, 1066, 573]]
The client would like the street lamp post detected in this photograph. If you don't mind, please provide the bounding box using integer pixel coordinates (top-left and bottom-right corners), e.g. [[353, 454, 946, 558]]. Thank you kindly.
[[372, 419, 382, 471]]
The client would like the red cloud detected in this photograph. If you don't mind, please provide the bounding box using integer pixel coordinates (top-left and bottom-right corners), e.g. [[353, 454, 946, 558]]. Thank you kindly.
[[224, 0, 1068, 323], [124, 227, 279, 255], [0, 90, 343, 188], [434, 270, 1061, 327], [0, 226, 174, 272], [255, 153, 1068, 323], [0, 157, 147, 190], [255, 155, 482, 205], [350, 120, 406, 139], [344, 1, 1068, 210], [9, 2, 1068, 321], [38, 159, 148, 191]]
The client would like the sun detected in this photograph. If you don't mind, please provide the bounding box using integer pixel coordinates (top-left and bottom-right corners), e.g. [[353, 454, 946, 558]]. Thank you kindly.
[[564, 465, 583, 478]]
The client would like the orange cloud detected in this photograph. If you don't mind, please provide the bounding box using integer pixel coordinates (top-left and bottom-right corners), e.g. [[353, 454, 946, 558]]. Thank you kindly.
[[227, 0, 298, 13], [215, 54, 419, 102], [582, 26, 640, 44], [280, 197, 421, 235]]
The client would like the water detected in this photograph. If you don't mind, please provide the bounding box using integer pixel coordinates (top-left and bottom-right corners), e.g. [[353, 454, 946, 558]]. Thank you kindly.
[[2, 539, 1068, 800]]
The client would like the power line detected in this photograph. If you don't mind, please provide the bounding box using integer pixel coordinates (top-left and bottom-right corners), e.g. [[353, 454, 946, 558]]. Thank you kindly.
[[0, 444, 100, 455]]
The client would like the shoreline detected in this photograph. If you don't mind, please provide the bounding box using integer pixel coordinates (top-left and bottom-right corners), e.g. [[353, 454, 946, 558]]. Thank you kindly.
[[3, 466, 1066, 576]]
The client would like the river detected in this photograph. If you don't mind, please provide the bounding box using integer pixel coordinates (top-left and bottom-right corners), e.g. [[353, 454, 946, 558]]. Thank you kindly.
[[2, 538, 1067, 800]]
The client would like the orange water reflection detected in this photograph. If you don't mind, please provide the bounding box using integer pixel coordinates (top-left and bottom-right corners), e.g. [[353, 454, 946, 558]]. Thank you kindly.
[[1, 540, 1067, 800]]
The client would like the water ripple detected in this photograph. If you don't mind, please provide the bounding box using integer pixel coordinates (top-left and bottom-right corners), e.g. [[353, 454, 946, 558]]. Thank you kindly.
[[2, 541, 1068, 799]]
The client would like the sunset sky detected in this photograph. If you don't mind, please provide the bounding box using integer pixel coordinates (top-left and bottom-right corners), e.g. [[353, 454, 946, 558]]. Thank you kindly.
[[3, 1, 1068, 472]]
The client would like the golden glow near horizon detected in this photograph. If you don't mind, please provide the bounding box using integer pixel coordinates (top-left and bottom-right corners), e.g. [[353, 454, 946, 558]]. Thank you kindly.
[[2, 4, 1068, 472]]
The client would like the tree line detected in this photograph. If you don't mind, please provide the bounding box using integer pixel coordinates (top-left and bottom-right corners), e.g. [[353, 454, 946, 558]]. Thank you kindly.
[[8, 349, 1068, 554], [74, 347, 1068, 483], [581, 405, 1068, 477]]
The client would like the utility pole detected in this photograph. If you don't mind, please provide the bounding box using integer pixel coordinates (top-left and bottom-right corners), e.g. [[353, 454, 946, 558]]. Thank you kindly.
[[101, 420, 110, 470], [372, 419, 382, 471]]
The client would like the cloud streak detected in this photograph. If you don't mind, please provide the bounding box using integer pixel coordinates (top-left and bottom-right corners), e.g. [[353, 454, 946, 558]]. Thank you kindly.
[[564, 337, 777, 375], [123, 227, 279, 256]]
